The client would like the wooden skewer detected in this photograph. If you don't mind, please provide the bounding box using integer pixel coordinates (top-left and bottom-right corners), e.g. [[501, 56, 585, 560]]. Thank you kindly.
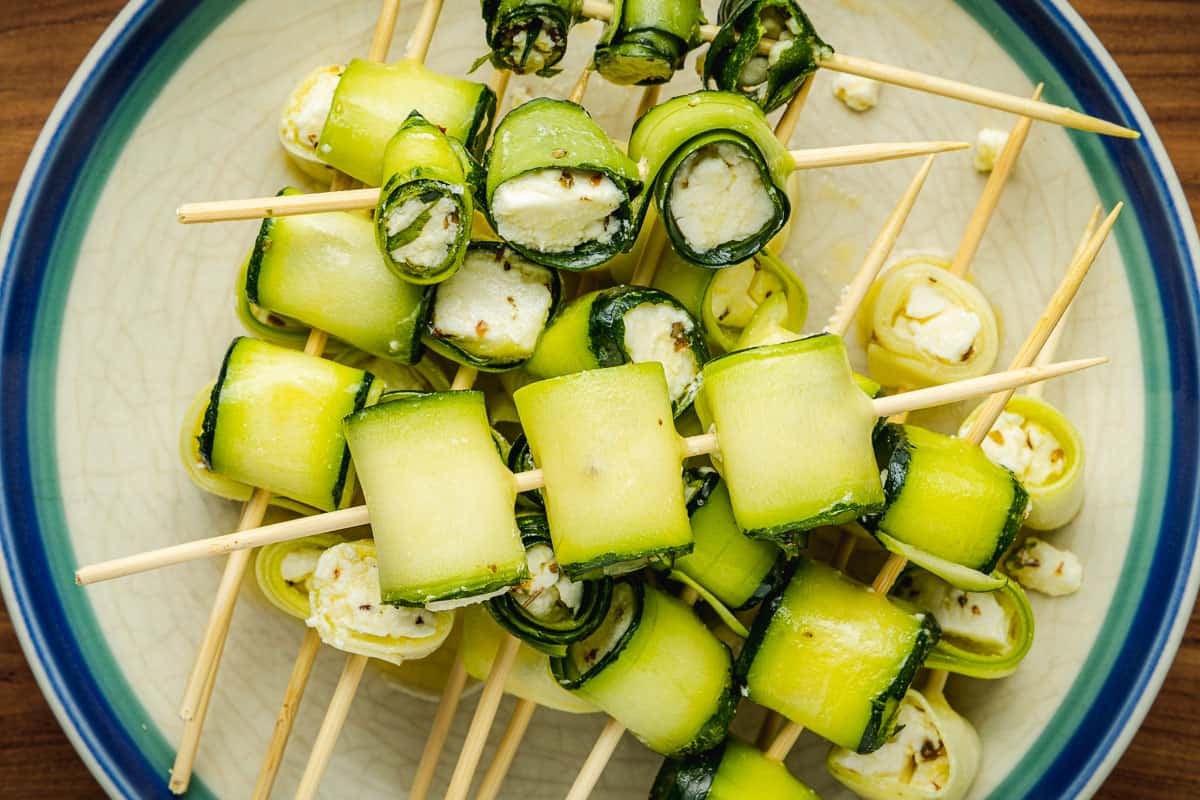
[[408, 654, 471, 800], [771, 73, 815, 146], [252, 627, 323, 799], [570, 67, 594, 104], [635, 84, 663, 118], [475, 697, 538, 800], [443, 635, 523, 800], [294, 653, 370, 800], [404, 0, 444, 64], [565, 718, 627, 800]]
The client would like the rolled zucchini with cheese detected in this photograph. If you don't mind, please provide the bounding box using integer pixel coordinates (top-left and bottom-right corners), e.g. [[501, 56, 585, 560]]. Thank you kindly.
[[279, 64, 344, 183], [593, 0, 704, 85], [628, 92, 793, 267], [738, 558, 940, 753], [861, 258, 1001, 389], [317, 58, 496, 185], [306, 540, 454, 666], [868, 423, 1030, 587], [524, 285, 709, 414], [481, 0, 581, 76], [694, 334, 886, 550], [827, 688, 982, 800], [375, 112, 478, 284], [551, 578, 738, 756], [197, 337, 380, 512], [702, 0, 832, 113], [343, 391, 528, 607], [651, 736, 821, 800], [894, 570, 1034, 679], [244, 189, 432, 364], [256, 533, 354, 620], [484, 98, 643, 270], [958, 394, 1085, 531], [514, 362, 694, 578], [702, 251, 807, 351], [486, 513, 613, 656], [423, 242, 562, 371]]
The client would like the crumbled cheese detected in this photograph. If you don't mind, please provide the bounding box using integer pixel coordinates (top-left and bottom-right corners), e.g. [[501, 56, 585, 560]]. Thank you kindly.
[[512, 544, 584, 619], [896, 572, 1009, 651], [282, 65, 342, 152], [668, 143, 776, 254], [974, 128, 1009, 173], [979, 411, 1067, 487], [492, 168, 625, 252], [1006, 538, 1082, 596], [898, 280, 982, 363], [430, 248, 554, 358], [510, 28, 557, 73], [621, 303, 700, 405], [387, 195, 461, 268], [834, 698, 950, 791], [832, 74, 882, 112], [279, 547, 324, 585]]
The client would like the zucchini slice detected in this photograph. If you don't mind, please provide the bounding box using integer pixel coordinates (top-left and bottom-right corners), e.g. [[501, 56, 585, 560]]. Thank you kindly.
[[694, 333, 885, 549], [375, 112, 478, 284], [702, 0, 832, 113], [628, 92, 793, 267], [424, 241, 562, 372], [481, 0, 581, 76], [593, 0, 704, 86], [255, 532, 353, 620], [738, 558, 940, 753], [317, 58, 496, 185], [198, 337, 379, 512], [486, 513, 613, 656], [674, 468, 786, 611], [245, 190, 431, 364], [868, 423, 1030, 578], [343, 391, 527, 607], [552, 579, 737, 756], [524, 285, 709, 415], [651, 736, 821, 800], [702, 251, 807, 351], [485, 98, 643, 270], [514, 362, 693, 578]]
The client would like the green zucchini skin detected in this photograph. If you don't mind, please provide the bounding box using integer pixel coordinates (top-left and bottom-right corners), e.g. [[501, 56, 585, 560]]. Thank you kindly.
[[525, 285, 709, 415], [484, 98, 643, 270], [652, 737, 822, 799], [481, 0, 581, 76], [703, 0, 832, 113], [486, 513, 614, 656], [551, 577, 645, 690], [593, 0, 704, 86], [650, 740, 723, 800], [507, 433, 544, 509]]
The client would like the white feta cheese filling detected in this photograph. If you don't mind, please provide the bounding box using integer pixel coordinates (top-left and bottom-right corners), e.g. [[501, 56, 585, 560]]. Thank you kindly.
[[832, 74, 882, 112], [509, 28, 557, 73], [974, 127, 1010, 173], [980, 411, 1067, 487], [621, 303, 700, 405], [669, 142, 776, 254], [282, 64, 342, 153], [512, 544, 584, 620], [386, 194, 461, 268], [897, 280, 983, 363], [307, 543, 439, 648], [492, 168, 625, 252], [835, 698, 950, 791], [431, 248, 554, 359], [279, 546, 325, 586], [897, 572, 1009, 651], [1006, 537, 1082, 596]]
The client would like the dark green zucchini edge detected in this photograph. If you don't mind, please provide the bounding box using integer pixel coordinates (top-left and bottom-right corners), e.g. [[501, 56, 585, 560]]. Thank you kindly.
[[649, 739, 725, 800], [481, 0, 579, 77], [551, 577, 645, 690], [242, 189, 293, 308], [561, 540, 692, 582], [486, 513, 614, 654], [733, 557, 796, 682], [464, 88, 500, 160], [508, 434, 545, 509], [683, 467, 721, 515], [375, 178, 473, 284], [593, 0, 703, 86], [856, 611, 940, 753], [671, 665, 739, 757]]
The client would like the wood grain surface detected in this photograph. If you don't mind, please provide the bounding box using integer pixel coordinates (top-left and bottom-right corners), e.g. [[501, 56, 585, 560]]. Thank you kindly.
[[0, 1, 1197, 797]]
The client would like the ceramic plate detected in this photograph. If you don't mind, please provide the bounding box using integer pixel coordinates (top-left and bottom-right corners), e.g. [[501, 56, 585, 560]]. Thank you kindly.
[[2, 0, 1198, 797]]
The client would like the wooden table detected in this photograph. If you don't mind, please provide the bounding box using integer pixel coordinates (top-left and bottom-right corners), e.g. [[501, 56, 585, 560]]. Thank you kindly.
[[1, 0, 1197, 797]]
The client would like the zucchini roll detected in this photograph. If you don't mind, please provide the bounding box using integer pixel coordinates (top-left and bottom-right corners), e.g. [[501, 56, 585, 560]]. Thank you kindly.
[[485, 98, 643, 270], [959, 395, 1085, 531], [343, 391, 528, 607], [317, 59, 496, 185], [1005, 537, 1083, 597], [827, 688, 982, 800], [551, 578, 737, 756], [198, 337, 379, 512], [628, 92, 793, 267], [694, 334, 885, 550], [702, 0, 832, 113], [256, 533, 352, 620], [869, 423, 1030, 585], [524, 285, 709, 415], [738, 558, 940, 753], [674, 468, 787, 611], [861, 259, 1000, 388], [481, 0, 580, 76], [279, 64, 343, 183], [651, 736, 820, 800], [486, 513, 613, 656], [245, 190, 431, 364], [593, 0, 704, 86], [375, 112, 478, 284], [701, 251, 807, 351], [307, 540, 454, 666], [424, 241, 562, 371], [514, 362, 694, 578], [895, 571, 1034, 679]]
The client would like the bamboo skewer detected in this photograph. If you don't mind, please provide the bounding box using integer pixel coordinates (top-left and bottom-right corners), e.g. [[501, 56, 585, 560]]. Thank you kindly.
[[475, 696, 538, 800], [252, 627, 323, 799], [443, 635, 523, 799], [294, 652, 370, 800]]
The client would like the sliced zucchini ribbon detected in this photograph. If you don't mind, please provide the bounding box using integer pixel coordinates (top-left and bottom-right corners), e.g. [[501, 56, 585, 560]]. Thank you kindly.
[[652, 736, 821, 799], [481, 0, 581, 76], [594, 0, 705, 86]]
